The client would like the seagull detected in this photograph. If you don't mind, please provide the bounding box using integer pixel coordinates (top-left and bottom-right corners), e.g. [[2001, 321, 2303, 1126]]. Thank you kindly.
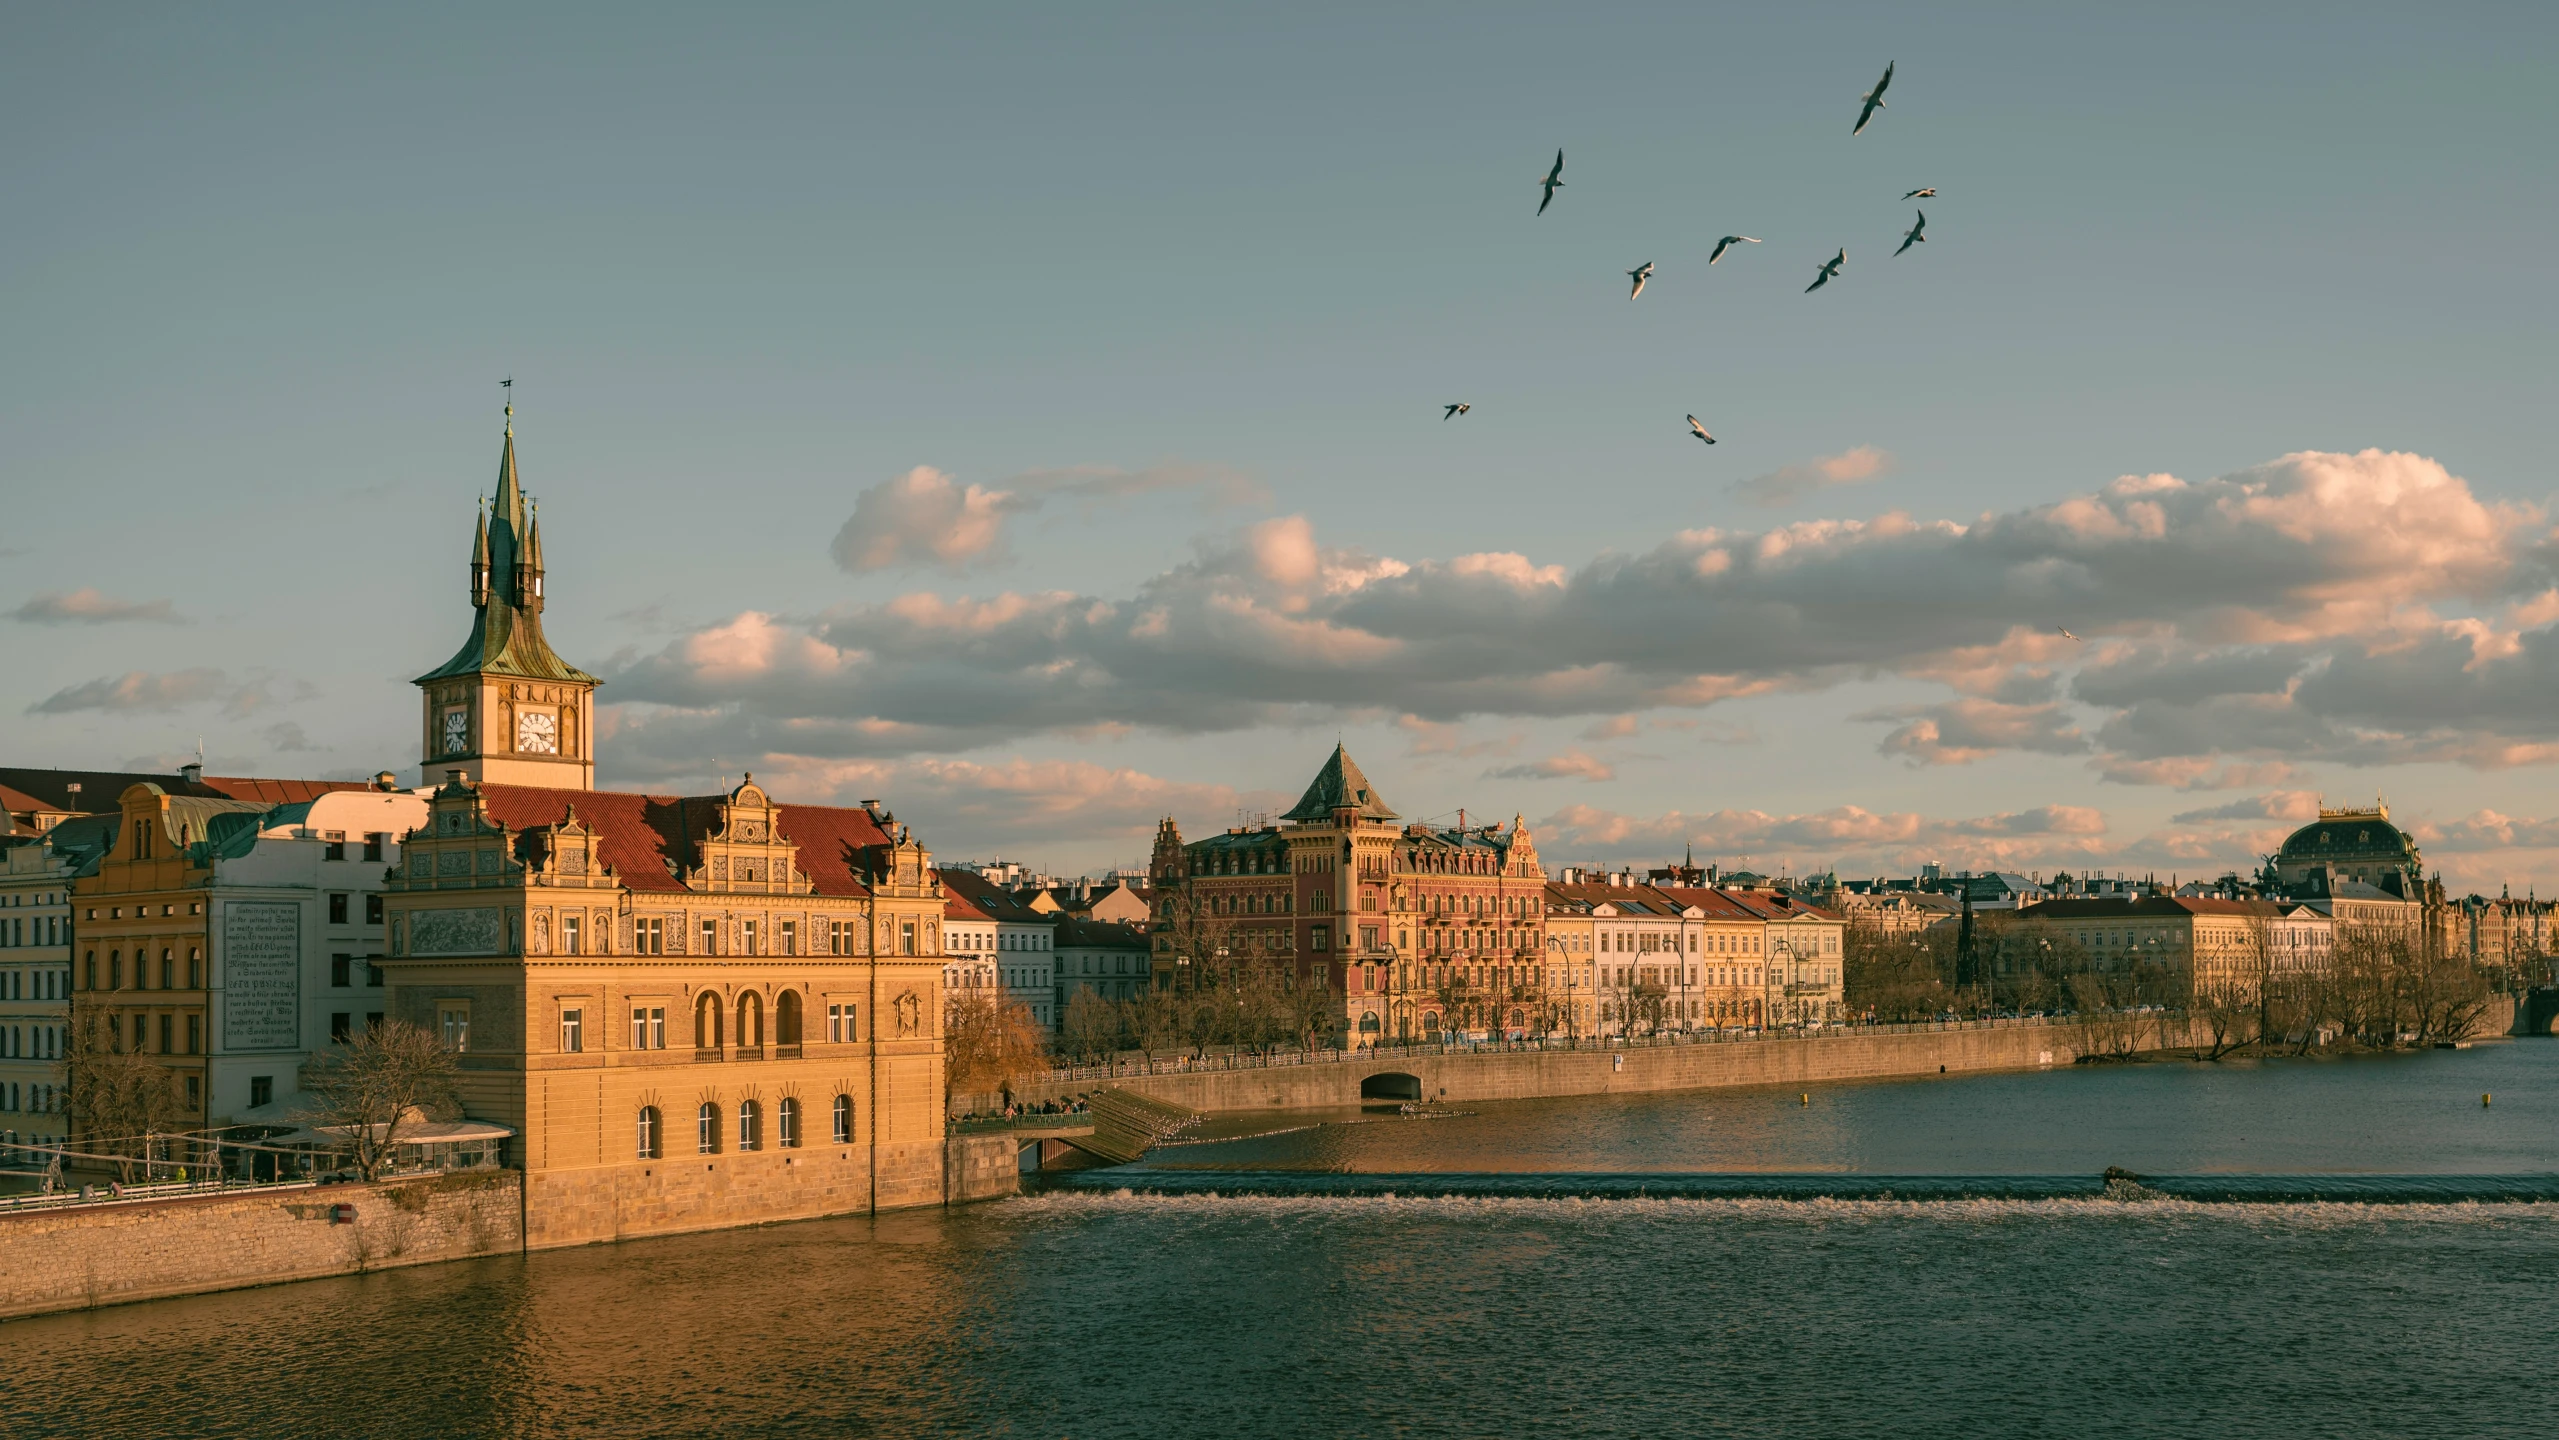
[[1687, 414, 1716, 445], [1443, 403, 1471, 420], [2057, 627, 2081, 642], [1708, 235, 1760, 265], [1537, 150, 1565, 215], [1895, 211, 1927, 255], [1854, 61, 1895, 136], [1903, 187, 1936, 199], [1628, 261, 1654, 300], [1805, 248, 1845, 292]]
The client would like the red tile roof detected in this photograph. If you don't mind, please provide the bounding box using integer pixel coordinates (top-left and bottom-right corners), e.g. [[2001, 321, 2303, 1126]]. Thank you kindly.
[[474, 784, 896, 897], [942, 877, 993, 922]]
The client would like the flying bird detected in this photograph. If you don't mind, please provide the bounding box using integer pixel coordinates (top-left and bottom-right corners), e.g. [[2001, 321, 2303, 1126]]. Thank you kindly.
[[2056, 627, 2081, 642], [1687, 414, 1716, 445], [1903, 187, 1936, 199], [1805, 248, 1845, 292], [1895, 211, 1927, 255], [1708, 235, 1760, 265], [1537, 150, 1565, 215], [1627, 261, 1655, 300], [1854, 61, 1895, 135], [1443, 403, 1471, 420]]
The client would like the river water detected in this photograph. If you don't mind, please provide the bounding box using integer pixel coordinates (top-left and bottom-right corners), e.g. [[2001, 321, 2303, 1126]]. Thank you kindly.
[[10, 1045, 2557, 1438]]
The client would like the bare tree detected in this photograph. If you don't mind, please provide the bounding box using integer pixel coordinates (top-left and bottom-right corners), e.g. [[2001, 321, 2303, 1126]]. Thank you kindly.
[[945, 993, 1051, 1108], [63, 1007, 186, 1183], [300, 1019, 462, 1182], [1059, 989, 1121, 1066]]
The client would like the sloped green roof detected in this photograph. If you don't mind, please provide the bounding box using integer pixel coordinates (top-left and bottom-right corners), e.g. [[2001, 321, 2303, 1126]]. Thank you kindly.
[[1281, 744, 1398, 822], [415, 426, 599, 686]]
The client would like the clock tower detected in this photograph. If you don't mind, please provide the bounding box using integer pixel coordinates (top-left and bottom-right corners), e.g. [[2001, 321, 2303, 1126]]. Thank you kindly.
[[413, 405, 601, 789]]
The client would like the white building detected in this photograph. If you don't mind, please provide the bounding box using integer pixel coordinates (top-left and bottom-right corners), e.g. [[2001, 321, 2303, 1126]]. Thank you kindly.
[[942, 870, 1056, 1030], [942, 887, 1000, 1005]]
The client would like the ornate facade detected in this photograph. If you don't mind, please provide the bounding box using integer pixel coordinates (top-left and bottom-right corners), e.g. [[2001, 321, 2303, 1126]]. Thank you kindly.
[[379, 415, 951, 1248], [1150, 746, 1550, 1045]]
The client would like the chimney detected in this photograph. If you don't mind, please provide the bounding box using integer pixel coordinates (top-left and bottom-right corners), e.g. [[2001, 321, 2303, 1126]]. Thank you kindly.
[[375, 771, 399, 792], [179, 762, 203, 785]]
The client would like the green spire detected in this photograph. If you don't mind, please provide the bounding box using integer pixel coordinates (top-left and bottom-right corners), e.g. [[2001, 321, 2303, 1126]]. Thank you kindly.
[[1282, 743, 1399, 822], [414, 410, 597, 688]]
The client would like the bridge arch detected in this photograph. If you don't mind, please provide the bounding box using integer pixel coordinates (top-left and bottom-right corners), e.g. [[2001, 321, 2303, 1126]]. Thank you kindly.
[[1360, 1071, 1423, 1102]]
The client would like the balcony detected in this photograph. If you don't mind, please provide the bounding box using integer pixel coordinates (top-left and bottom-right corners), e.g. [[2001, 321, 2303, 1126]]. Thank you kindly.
[[694, 1046, 724, 1063], [774, 1043, 802, 1060], [734, 1043, 767, 1062]]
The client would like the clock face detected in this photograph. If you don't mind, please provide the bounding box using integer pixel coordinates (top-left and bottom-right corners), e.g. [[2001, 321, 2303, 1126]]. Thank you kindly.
[[516, 710, 559, 755], [442, 709, 469, 755]]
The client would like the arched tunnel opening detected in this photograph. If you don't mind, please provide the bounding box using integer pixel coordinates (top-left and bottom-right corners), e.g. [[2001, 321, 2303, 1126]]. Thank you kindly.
[[1360, 1072, 1423, 1102]]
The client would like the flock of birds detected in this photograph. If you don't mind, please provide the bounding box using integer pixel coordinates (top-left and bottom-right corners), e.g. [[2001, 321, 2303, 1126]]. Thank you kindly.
[[1446, 61, 1937, 451]]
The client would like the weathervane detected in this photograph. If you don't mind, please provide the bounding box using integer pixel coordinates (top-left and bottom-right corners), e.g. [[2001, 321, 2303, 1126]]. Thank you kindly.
[[502, 375, 513, 431]]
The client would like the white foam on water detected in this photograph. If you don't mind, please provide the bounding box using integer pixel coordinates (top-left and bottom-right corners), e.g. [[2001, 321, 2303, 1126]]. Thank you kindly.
[[996, 1188, 2559, 1229]]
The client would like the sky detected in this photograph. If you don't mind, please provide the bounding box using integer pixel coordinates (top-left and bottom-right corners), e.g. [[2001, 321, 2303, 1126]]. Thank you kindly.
[[6, 3, 2558, 891]]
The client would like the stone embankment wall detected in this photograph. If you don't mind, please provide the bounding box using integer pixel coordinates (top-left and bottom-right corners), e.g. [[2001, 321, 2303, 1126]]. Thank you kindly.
[[0, 1170, 523, 1321], [992, 1017, 2198, 1116]]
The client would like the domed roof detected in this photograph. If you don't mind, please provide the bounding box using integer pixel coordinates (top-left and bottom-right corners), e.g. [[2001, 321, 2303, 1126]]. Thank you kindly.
[[2277, 806, 2417, 863]]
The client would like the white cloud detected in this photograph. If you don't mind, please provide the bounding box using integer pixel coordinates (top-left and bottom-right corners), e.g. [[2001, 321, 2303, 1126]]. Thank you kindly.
[[11, 589, 184, 625], [1485, 750, 1615, 783], [830, 461, 1264, 574], [1535, 801, 2112, 875], [29, 668, 310, 718], [612, 450, 2556, 788], [1733, 445, 1895, 507]]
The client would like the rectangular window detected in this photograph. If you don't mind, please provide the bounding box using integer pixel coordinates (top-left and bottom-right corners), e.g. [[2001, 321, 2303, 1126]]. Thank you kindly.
[[828, 1003, 858, 1042], [158, 1014, 172, 1053], [440, 1006, 470, 1053], [561, 1008, 584, 1053], [332, 954, 352, 987], [365, 958, 384, 987], [332, 1012, 352, 1042], [187, 1013, 200, 1054], [781, 920, 797, 956], [328, 893, 350, 925], [742, 920, 758, 955], [1312, 925, 1329, 952], [701, 919, 718, 956], [562, 915, 582, 956], [636, 918, 663, 955], [364, 832, 386, 862], [324, 833, 346, 861], [250, 1075, 274, 1108], [900, 920, 916, 956], [366, 894, 384, 926]]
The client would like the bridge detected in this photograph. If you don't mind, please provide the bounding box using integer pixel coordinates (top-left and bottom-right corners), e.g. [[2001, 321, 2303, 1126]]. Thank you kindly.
[[954, 1087, 1201, 1168], [2522, 987, 2559, 1037]]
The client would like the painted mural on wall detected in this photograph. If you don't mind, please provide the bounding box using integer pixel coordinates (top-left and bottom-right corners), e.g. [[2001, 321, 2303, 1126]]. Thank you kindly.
[[221, 900, 301, 1051], [411, 907, 503, 957]]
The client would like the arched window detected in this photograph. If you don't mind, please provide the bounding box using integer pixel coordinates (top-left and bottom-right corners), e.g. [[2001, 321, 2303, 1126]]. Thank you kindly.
[[637, 1106, 661, 1159], [695, 991, 723, 1050], [736, 991, 764, 1049], [778, 1096, 800, 1148], [696, 1103, 720, 1154], [832, 1094, 853, 1143], [738, 1099, 763, 1152], [776, 991, 802, 1046]]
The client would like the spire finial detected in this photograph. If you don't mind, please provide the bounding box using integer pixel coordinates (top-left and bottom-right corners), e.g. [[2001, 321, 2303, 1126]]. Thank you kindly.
[[502, 375, 514, 434]]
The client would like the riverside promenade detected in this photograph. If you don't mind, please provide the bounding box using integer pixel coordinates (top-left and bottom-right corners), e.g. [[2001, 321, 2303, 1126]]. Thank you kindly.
[[968, 1014, 2188, 1117]]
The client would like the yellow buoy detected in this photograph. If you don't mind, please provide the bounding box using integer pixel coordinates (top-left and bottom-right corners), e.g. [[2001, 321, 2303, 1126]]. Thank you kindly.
[[1800, 1093, 1809, 1106], [2483, 1093, 2491, 1107]]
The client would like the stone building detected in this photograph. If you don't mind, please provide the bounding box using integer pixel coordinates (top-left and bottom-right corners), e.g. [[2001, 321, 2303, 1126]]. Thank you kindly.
[[376, 411, 952, 1248], [2008, 896, 2331, 1002], [2267, 802, 2438, 947], [1052, 918, 1151, 1004], [0, 816, 108, 1155], [1148, 745, 1548, 1046]]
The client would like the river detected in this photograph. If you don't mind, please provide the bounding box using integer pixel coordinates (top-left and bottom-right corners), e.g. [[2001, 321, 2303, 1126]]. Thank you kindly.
[[9, 1045, 2556, 1438]]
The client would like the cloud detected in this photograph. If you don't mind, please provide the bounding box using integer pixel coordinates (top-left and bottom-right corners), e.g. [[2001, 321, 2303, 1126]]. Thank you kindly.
[[28, 668, 309, 718], [11, 589, 184, 625], [1485, 750, 1615, 783], [1732, 446, 1894, 507], [2415, 811, 2559, 854], [610, 450, 2559, 785], [2169, 791, 2322, 825], [1581, 715, 1641, 741], [1535, 801, 2112, 874], [830, 466, 1032, 573], [1858, 699, 2087, 766], [263, 721, 323, 753], [830, 461, 1263, 574]]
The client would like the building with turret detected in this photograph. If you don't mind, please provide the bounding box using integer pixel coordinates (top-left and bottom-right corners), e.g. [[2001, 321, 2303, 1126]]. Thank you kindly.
[[376, 408, 955, 1247], [1149, 745, 1549, 1045]]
